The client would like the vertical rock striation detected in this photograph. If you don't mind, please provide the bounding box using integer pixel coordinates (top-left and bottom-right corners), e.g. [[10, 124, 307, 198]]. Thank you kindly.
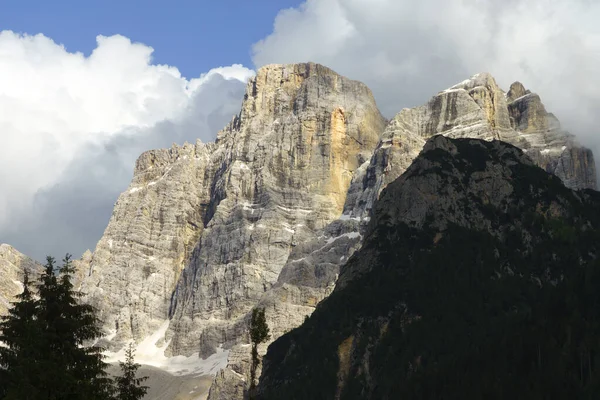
[[255, 136, 600, 399], [165, 63, 386, 358], [77, 63, 386, 357], [0, 244, 42, 316], [72, 64, 596, 399], [206, 72, 596, 398], [504, 81, 597, 190], [78, 141, 219, 348]]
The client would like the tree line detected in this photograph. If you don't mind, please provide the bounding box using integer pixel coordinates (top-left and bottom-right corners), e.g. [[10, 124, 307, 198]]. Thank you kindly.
[[0, 255, 148, 400]]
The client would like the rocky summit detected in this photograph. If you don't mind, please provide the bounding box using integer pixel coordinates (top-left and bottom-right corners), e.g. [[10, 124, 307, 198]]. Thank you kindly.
[[0, 244, 42, 316], [75, 62, 387, 394], [3, 63, 596, 399], [256, 136, 600, 399]]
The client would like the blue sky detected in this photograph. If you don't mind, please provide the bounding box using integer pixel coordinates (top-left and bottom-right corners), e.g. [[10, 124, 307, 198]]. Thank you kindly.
[[0, 0, 302, 77]]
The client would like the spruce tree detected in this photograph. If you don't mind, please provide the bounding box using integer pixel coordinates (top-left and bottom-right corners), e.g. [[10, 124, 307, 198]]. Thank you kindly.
[[249, 307, 270, 397], [114, 342, 149, 400], [36, 254, 113, 399], [0, 270, 43, 400]]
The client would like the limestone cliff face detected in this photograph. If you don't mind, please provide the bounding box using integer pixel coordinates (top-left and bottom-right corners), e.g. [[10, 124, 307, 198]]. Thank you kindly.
[[504, 81, 597, 190], [73, 65, 596, 399], [206, 73, 597, 398], [414, 74, 596, 190], [0, 244, 42, 316], [165, 63, 386, 358], [255, 136, 600, 400], [78, 141, 218, 347], [77, 63, 386, 356], [268, 72, 597, 296], [345, 73, 596, 223]]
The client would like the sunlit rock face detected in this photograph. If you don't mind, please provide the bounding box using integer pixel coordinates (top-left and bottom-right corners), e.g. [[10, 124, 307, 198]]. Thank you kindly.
[[0, 244, 42, 316], [76, 63, 386, 356], [165, 63, 386, 358], [207, 71, 597, 398], [255, 135, 600, 400], [71, 64, 595, 399], [504, 81, 596, 190], [76, 141, 219, 349]]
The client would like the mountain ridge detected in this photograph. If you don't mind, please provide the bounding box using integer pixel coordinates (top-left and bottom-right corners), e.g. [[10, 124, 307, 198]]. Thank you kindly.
[[1, 62, 597, 400], [0, 244, 43, 317], [256, 135, 600, 399]]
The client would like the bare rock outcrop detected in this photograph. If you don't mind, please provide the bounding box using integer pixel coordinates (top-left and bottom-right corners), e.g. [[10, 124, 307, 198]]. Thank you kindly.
[[72, 65, 595, 399], [0, 244, 42, 316], [165, 63, 386, 358], [77, 63, 386, 358], [77, 141, 218, 348], [207, 72, 597, 398]]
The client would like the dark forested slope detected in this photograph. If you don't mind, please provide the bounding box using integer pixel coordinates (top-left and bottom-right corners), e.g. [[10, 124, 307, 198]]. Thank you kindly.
[[257, 135, 600, 400]]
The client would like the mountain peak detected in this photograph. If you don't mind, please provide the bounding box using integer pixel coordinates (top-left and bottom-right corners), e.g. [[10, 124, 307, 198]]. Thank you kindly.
[[257, 135, 600, 399], [237, 62, 379, 126], [0, 243, 30, 259], [0, 243, 42, 315], [506, 81, 532, 102], [446, 72, 499, 92], [58, 62, 597, 400]]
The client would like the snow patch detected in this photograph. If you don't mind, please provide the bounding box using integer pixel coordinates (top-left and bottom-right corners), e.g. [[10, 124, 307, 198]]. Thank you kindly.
[[129, 187, 142, 194], [511, 93, 535, 103], [277, 205, 312, 214], [326, 232, 361, 245], [242, 202, 256, 214], [441, 88, 466, 94], [12, 280, 24, 293], [282, 222, 295, 234], [449, 77, 475, 90], [104, 330, 117, 341], [105, 321, 229, 377], [339, 214, 362, 221]]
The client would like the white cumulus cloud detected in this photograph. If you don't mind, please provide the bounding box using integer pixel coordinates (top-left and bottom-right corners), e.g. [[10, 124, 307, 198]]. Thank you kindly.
[[253, 0, 600, 155], [0, 31, 253, 260]]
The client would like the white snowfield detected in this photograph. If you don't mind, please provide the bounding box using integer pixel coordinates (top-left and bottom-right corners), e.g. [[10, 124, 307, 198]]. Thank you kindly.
[[105, 320, 229, 377]]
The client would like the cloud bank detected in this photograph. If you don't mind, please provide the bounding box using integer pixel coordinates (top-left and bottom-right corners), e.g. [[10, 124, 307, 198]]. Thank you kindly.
[[253, 0, 600, 154], [0, 31, 252, 261]]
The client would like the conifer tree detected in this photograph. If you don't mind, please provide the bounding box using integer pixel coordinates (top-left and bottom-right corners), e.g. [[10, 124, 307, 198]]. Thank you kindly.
[[0, 270, 43, 400], [36, 254, 113, 399], [114, 342, 149, 400], [0, 254, 113, 399], [249, 307, 270, 397]]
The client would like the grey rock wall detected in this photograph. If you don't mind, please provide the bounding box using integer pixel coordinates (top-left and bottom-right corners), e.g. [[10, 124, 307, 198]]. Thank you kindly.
[[70, 65, 596, 399], [0, 244, 42, 316]]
